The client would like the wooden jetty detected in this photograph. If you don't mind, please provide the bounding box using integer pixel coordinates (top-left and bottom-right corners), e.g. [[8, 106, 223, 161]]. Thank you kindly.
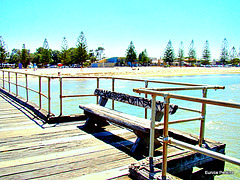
[[0, 89, 228, 180], [1, 70, 240, 179]]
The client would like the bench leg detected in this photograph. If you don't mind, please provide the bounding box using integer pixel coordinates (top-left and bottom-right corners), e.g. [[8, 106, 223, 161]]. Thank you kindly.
[[131, 131, 162, 155], [83, 112, 109, 131]]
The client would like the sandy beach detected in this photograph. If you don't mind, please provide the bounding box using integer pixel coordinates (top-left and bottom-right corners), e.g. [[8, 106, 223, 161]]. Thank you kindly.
[[2, 66, 240, 77]]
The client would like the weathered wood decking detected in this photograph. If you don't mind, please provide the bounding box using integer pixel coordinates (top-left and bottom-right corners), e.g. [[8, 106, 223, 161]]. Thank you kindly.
[[0, 90, 227, 180], [0, 91, 137, 179]]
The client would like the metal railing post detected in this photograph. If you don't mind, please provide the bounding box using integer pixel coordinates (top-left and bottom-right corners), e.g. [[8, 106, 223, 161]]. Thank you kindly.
[[2, 71, 4, 89], [112, 77, 115, 110], [149, 94, 156, 177], [60, 77, 63, 116], [199, 88, 207, 146], [96, 77, 99, 104], [162, 94, 170, 180], [8, 72, 11, 92], [25, 74, 28, 101], [39, 76, 42, 109], [15, 73, 18, 96], [145, 80, 148, 119], [48, 77, 51, 115]]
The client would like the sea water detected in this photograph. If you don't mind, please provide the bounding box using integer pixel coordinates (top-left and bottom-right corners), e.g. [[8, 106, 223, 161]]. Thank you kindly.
[[9, 73, 240, 179]]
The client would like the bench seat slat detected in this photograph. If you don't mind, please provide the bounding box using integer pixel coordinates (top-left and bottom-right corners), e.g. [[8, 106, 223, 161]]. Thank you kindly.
[[80, 104, 153, 134], [86, 104, 151, 126]]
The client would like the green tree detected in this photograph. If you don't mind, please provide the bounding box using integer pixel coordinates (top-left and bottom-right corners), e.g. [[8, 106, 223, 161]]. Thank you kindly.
[[126, 41, 137, 67], [201, 40, 211, 65], [188, 40, 197, 65], [220, 38, 229, 65], [10, 48, 21, 64], [0, 36, 8, 65], [52, 50, 61, 64], [75, 31, 88, 66], [59, 37, 70, 65], [138, 49, 149, 66], [177, 41, 184, 67], [229, 46, 239, 65], [163, 40, 175, 65], [20, 44, 29, 68], [40, 38, 52, 65], [33, 47, 44, 65]]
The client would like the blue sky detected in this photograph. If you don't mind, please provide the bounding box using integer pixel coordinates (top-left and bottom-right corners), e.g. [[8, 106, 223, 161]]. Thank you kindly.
[[1, 0, 240, 60]]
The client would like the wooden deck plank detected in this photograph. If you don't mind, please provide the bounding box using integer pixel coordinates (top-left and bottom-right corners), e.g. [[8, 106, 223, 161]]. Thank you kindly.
[[0, 91, 138, 179]]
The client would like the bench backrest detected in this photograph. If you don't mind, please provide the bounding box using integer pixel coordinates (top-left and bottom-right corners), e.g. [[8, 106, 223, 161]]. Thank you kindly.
[[94, 88, 178, 115]]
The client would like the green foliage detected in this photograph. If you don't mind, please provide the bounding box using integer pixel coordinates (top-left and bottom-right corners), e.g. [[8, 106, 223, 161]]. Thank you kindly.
[[220, 38, 229, 64], [0, 36, 8, 64], [126, 41, 137, 67], [138, 49, 149, 65], [75, 31, 88, 65], [51, 50, 61, 64], [188, 40, 197, 61], [20, 44, 29, 68], [202, 40, 211, 65], [163, 40, 175, 65], [10, 48, 21, 64], [177, 41, 184, 67], [59, 37, 71, 64], [40, 39, 52, 65]]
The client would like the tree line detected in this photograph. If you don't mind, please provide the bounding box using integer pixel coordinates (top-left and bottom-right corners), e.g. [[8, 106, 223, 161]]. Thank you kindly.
[[1, 33, 240, 68], [125, 38, 240, 67]]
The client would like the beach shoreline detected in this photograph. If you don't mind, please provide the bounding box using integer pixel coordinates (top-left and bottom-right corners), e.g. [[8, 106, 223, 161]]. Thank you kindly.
[[1, 67, 240, 77]]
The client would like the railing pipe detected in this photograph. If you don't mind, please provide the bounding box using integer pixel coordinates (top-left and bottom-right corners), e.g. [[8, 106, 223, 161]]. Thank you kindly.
[[143, 85, 225, 92], [168, 138, 240, 166], [112, 77, 115, 110], [149, 94, 156, 175], [25, 74, 28, 101], [8, 72, 10, 92], [145, 80, 148, 119], [39, 76, 42, 109], [199, 88, 207, 146], [156, 116, 203, 127], [162, 94, 170, 179], [15, 73, 18, 96], [133, 89, 240, 109], [48, 77, 51, 115], [60, 77, 63, 116], [2, 71, 4, 89], [97, 77, 99, 104]]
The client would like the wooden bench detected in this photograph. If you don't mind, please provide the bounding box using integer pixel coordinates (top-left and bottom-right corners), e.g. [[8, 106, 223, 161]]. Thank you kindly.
[[79, 88, 178, 154]]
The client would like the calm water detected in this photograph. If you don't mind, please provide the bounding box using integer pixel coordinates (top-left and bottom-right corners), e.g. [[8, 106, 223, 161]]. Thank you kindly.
[[6, 73, 240, 179]]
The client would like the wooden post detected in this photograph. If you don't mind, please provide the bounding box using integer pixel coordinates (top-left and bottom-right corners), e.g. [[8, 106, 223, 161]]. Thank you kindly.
[[199, 88, 207, 146], [162, 94, 170, 180], [39, 76, 42, 109], [145, 80, 148, 119], [25, 74, 28, 102], [149, 95, 156, 176], [59, 77, 63, 116], [112, 77, 115, 110]]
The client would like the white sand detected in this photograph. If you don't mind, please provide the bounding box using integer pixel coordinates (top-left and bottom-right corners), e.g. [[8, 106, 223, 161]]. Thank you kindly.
[[1, 67, 240, 77]]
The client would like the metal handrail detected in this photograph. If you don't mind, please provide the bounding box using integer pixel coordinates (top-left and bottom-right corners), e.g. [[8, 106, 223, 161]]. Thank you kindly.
[[133, 87, 240, 179], [0, 70, 51, 115]]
